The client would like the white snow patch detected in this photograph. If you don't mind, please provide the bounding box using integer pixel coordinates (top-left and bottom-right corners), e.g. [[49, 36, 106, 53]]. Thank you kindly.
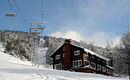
[[33, 38, 48, 66], [37, 38, 48, 65]]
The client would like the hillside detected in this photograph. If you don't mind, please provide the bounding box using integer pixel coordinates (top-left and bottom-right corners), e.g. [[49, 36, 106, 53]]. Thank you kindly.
[[0, 42, 128, 80], [0, 30, 127, 75]]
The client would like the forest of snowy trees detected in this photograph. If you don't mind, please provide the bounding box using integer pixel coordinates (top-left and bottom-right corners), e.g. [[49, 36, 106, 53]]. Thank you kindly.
[[0, 29, 130, 77]]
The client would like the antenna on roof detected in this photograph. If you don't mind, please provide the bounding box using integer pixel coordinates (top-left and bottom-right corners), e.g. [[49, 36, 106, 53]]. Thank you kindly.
[[5, 0, 16, 19], [29, 0, 45, 34]]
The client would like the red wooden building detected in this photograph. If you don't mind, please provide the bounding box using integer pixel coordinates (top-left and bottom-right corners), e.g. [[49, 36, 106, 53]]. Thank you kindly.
[[50, 39, 114, 76]]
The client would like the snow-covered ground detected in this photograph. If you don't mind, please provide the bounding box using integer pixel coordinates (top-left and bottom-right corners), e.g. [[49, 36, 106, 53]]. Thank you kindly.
[[0, 43, 129, 80]]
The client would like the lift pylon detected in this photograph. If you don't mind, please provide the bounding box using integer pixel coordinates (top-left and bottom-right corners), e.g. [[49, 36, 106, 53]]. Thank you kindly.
[[29, 0, 45, 34]]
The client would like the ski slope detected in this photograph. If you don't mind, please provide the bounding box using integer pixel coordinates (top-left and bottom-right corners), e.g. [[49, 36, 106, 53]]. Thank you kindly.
[[0, 43, 128, 80]]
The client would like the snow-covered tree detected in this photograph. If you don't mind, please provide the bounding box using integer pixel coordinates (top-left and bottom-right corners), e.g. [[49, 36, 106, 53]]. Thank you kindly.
[[120, 27, 130, 78]]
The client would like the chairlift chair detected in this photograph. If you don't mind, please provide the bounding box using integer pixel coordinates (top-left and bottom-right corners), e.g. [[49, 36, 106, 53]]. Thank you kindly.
[[6, 0, 16, 19], [29, 21, 45, 34], [5, 12, 16, 18]]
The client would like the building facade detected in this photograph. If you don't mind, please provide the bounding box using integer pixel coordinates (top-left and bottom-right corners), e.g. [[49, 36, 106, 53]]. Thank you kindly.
[[50, 39, 114, 76]]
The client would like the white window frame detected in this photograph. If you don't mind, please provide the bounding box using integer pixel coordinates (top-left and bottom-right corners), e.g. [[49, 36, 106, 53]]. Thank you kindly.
[[63, 53, 65, 58], [55, 54, 60, 60], [107, 68, 111, 74], [106, 62, 109, 65], [74, 50, 80, 56], [84, 60, 90, 66], [102, 66, 106, 72], [97, 64, 101, 71], [54, 63, 62, 69], [79, 60, 82, 66], [91, 62, 96, 69], [73, 60, 82, 67]]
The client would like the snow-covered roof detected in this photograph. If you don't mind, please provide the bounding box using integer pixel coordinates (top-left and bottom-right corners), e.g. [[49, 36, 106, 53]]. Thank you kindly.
[[84, 49, 109, 61], [71, 43, 110, 61], [50, 43, 110, 61], [106, 65, 114, 70]]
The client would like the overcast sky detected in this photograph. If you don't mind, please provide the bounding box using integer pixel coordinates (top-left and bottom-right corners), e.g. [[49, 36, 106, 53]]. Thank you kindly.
[[0, 0, 130, 47]]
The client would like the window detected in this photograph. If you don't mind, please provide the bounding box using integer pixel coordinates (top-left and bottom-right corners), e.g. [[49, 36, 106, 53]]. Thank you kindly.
[[97, 64, 101, 71], [63, 47, 65, 51], [92, 56, 95, 59], [91, 62, 96, 69], [79, 60, 82, 66], [102, 66, 106, 72], [102, 61, 105, 64], [74, 50, 80, 56], [97, 58, 100, 61], [54, 63, 62, 69], [73, 60, 82, 67], [55, 55, 60, 60], [85, 60, 90, 66], [63, 53, 65, 58], [107, 69, 111, 74], [86, 52, 88, 55], [106, 62, 109, 65]]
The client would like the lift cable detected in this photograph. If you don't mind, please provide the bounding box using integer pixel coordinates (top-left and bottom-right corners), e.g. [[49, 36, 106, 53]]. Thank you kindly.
[[13, 0, 28, 27], [8, 0, 12, 12]]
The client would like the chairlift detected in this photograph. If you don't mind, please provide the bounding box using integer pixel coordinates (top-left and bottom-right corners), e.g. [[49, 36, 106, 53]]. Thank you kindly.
[[29, 0, 45, 34], [29, 23, 45, 34], [5, 12, 16, 19], [6, 0, 16, 19]]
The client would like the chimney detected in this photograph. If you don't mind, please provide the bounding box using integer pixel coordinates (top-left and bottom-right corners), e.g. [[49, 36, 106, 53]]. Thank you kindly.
[[63, 39, 71, 70], [64, 39, 72, 44]]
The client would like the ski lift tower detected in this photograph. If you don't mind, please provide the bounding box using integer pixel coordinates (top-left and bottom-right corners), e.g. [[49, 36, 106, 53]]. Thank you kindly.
[[29, 0, 45, 34], [5, 0, 16, 19], [29, 0, 45, 66]]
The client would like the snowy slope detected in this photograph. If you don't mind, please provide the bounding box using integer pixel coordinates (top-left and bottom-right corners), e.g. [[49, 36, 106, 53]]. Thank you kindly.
[[0, 43, 128, 80], [33, 38, 48, 66]]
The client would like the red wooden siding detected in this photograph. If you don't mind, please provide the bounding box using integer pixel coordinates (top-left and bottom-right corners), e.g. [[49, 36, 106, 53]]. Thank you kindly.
[[63, 43, 71, 70]]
